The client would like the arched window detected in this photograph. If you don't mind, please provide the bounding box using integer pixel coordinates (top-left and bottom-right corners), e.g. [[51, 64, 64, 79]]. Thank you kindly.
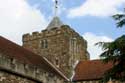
[[70, 37, 77, 66], [70, 38, 77, 51], [44, 39, 48, 48], [41, 39, 48, 48]]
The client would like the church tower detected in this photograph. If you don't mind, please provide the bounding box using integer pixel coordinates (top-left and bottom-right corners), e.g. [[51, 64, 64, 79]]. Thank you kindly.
[[22, 0, 90, 77]]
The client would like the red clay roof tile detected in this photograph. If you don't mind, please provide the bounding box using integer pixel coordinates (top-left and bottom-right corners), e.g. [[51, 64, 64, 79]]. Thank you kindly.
[[73, 60, 113, 81]]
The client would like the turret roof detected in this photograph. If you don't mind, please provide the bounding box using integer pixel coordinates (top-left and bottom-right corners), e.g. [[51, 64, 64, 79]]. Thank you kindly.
[[46, 16, 63, 30]]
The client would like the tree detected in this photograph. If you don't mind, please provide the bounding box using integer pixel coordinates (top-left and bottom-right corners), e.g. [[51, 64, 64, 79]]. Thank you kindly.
[[97, 8, 125, 83], [96, 35, 125, 82], [112, 8, 125, 27]]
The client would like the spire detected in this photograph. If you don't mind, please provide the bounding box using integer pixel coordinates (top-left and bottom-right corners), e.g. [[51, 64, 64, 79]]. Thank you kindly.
[[46, 16, 63, 30], [55, 0, 58, 17], [46, 0, 63, 30]]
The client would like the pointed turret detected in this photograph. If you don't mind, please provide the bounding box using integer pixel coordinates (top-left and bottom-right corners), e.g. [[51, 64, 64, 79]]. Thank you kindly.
[[46, 0, 63, 30], [47, 16, 63, 30]]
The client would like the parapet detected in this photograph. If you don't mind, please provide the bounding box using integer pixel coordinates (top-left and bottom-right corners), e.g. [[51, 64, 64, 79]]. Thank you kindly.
[[0, 53, 66, 83], [22, 26, 66, 42], [22, 25, 86, 44]]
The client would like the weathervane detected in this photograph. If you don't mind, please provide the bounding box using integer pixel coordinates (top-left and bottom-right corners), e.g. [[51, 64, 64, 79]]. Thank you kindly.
[[54, 0, 58, 17]]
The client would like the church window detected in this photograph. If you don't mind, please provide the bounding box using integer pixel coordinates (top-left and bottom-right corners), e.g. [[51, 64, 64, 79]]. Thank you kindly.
[[41, 39, 48, 48], [56, 59, 59, 65], [55, 58, 59, 67], [70, 38, 77, 60], [70, 38, 77, 51]]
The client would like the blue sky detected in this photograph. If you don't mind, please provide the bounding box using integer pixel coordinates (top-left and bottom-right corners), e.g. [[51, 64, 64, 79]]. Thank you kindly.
[[26, 0, 125, 39], [28, 0, 125, 38], [0, 0, 125, 59]]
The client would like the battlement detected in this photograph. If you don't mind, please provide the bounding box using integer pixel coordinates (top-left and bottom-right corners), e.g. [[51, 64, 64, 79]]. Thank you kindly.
[[23, 25, 84, 43], [22, 24, 90, 78], [0, 52, 65, 83], [23, 25, 69, 42], [0, 52, 43, 82]]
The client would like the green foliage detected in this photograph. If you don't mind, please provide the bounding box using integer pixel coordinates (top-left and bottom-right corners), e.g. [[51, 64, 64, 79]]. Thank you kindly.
[[96, 35, 125, 83], [97, 8, 125, 83], [112, 8, 125, 27]]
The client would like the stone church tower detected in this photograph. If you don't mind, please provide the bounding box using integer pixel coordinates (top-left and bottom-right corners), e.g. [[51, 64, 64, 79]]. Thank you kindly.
[[22, 0, 89, 77]]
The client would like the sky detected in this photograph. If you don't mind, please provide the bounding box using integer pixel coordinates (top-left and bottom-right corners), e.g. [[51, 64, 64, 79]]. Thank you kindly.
[[0, 0, 125, 59]]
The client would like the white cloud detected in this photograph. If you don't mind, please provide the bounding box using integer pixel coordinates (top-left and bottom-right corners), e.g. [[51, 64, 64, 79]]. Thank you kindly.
[[0, 0, 48, 45], [83, 32, 113, 60], [68, 0, 125, 18]]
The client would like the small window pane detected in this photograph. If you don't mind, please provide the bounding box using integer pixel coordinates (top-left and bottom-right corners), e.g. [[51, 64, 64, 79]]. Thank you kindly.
[[40, 39, 48, 48]]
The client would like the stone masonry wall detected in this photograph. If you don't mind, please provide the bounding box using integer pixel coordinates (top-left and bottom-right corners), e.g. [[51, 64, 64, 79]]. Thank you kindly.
[[75, 81, 99, 83], [0, 70, 36, 83], [0, 52, 66, 83], [23, 25, 90, 77], [74, 80, 125, 83]]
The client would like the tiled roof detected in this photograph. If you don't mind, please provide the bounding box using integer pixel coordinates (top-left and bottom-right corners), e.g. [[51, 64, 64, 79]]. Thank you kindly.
[[0, 36, 68, 81], [73, 60, 113, 81]]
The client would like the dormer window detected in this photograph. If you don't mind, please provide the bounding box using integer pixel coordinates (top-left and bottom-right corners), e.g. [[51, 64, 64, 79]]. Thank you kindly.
[[40, 39, 48, 49]]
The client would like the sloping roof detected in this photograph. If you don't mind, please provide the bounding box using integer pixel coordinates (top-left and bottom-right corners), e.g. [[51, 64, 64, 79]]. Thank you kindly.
[[47, 16, 63, 30], [0, 36, 68, 81], [73, 60, 113, 82]]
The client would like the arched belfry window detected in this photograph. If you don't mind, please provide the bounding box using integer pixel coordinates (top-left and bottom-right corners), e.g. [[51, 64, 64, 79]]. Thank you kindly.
[[69, 37, 77, 65], [70, 37, 77, 53], [40, 39, 48, 48]]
